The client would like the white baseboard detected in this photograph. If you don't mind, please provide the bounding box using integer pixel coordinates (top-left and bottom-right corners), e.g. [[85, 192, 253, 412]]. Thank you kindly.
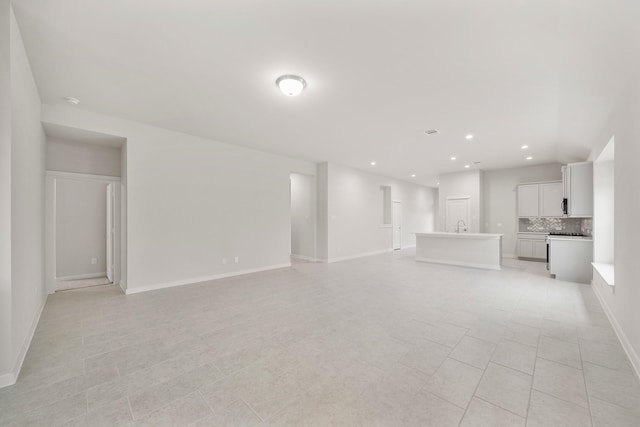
[[591, 276, 640, 381], [55, 272, 106, 281], [0, 373, 15, 388], [290, 254, 319, 262], [326, 249, 392, 264], [0, 296, 47, 388], [118, 280, 127, 293], [125, 263, 292, 295], [416, 257, 502, 271]]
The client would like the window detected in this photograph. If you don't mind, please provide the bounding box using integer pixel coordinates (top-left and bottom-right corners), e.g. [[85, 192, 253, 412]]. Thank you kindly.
[[593, 136, 614, 286]]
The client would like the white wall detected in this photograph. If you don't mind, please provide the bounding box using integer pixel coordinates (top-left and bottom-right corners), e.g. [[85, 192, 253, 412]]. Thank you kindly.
[[0, 0, 12, 384], [290, 173, 316, 260], [316, 163, 329, 261], [55, 178, 108, 278], [437, 170, 483, 233], [46, 138, 122, 176], [593, 159, 614, 264], [589, 79, 640, 377], [323, 162, 436, 261], [4, 6, 47, 386], [41, 104, 316, 294], [482, 164, 563, 257]]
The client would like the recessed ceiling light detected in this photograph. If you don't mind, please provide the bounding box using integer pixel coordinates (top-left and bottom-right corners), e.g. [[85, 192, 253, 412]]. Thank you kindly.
[[276, 75, 306, 96], [450, 156, 457, 161], [526, 156, 533, 160], [521, 145, 529, 149], [436, 182, 440, 185], [64, 96, 80, 105], [464, 164, 470, 168], [465, 134, 473, 140], [370, 161, 376, 166], [411, 174, 416, 178]]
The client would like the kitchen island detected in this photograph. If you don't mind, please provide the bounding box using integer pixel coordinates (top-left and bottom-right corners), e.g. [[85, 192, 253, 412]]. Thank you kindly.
[[415, 232, 504, 270]]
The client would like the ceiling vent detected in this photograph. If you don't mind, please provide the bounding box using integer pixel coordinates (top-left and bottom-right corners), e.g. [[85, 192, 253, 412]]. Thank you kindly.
[[424, 129, 440, 135]]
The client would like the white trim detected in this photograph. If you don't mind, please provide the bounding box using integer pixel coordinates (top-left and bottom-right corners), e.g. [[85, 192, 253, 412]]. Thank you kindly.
[[591, 279, 640, 381], [416, 257, 502, 271], [503, 253, 517, 259], [592, 263, 614, 287], [119, 280, 127, 293], [326, 249, 392, 263], [125, 263, 291, 295], [55, 272, 106, 281], [0, 297, 47, 388], [0, 372, 16, 388], [291, 254, 319, 262], [402, 244, 416, 249], [45, 170, 121, 183]]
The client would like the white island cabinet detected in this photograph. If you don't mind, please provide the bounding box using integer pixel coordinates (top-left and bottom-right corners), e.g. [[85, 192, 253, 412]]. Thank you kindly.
[[415, 232, 503, 270]]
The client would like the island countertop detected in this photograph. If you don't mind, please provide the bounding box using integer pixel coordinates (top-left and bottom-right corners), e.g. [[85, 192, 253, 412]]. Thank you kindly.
[[415, 232, 504, 240]]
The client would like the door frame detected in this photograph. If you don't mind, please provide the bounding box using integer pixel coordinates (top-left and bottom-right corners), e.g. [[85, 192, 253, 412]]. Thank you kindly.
[[45, 171, 122, 294], [445, 195, 471, 233], [392, 200, 402, 250]]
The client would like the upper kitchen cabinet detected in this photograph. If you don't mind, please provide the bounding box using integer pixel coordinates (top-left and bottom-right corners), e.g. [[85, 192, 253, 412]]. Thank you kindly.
[[562, 162, 593, 217], [517, 184, 539, 217], [540, 182, 564, 217], [518, 181, 563, 218]]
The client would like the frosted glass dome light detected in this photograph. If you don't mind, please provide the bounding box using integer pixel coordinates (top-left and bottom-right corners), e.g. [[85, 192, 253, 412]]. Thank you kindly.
[[276, 75, 306, 96]]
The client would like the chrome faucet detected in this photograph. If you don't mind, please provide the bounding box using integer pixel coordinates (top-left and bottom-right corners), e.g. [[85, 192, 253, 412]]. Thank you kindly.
[[456, 220, 467, 233]]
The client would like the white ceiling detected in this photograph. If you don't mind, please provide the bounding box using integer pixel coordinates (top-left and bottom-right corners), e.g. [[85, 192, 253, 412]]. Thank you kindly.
[[12, 0, 639, 186]]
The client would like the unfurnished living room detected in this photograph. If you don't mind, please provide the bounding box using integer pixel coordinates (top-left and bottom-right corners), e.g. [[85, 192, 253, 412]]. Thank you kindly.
[[1, 1, 640, 426]]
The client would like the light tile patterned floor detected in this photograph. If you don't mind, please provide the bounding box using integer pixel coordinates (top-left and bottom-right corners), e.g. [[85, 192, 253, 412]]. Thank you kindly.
[[1, 250, 639, 426]]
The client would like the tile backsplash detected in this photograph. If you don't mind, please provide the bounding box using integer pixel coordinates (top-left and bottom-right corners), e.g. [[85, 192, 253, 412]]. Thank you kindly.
[[519, 217, 592, 236]]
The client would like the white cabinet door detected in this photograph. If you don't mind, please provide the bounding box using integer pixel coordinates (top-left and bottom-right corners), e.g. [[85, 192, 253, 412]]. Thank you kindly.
[[540, 182, 564, 217], [518, 239, 534, 258], [567, 162, 593, 217], [518, 184, 539, 217], [534, 240, 547, 259]]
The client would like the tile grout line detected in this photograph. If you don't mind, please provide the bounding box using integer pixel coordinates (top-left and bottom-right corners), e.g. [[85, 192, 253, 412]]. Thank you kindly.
[[126, 396, 135, 421], [456, 337, 499, 426], [524, 310, 543, 422], [576, 338, 595, 426]]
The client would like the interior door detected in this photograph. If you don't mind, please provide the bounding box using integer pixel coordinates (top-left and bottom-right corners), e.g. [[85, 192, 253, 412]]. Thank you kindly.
[[392, 201, 401, 250], [106, 184, 114, 282], [446, 197, 470, 232]]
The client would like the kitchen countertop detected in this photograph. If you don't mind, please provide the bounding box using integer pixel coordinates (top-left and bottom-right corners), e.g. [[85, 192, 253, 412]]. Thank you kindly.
[[547, 236, 593, 241], [416, 232, 503, 240]]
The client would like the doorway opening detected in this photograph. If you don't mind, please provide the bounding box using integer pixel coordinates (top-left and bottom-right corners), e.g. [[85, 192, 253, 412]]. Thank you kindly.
[[392, 201, 402, 250], [48, 174, 121, 292], [290, 173, 317, 262], [445, 196, 471, 233]]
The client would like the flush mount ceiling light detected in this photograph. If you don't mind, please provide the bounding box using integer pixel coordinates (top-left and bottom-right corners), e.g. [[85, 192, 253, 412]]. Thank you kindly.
[[411, 174, 416, 178], [464, 164, 470, 168], [521, 145, 529, 149], [64, 96, 80, 105], [526, 156, 533, 160], [276, 75, 306, 96], [450, 156, 457, 161], [370, 161, 376, 166], [465, 134, 474, 140]]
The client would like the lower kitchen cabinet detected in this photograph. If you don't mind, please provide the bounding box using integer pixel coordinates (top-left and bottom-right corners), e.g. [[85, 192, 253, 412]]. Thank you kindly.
[[517, 234, 547, 260], [548, 237, 593, 284]]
